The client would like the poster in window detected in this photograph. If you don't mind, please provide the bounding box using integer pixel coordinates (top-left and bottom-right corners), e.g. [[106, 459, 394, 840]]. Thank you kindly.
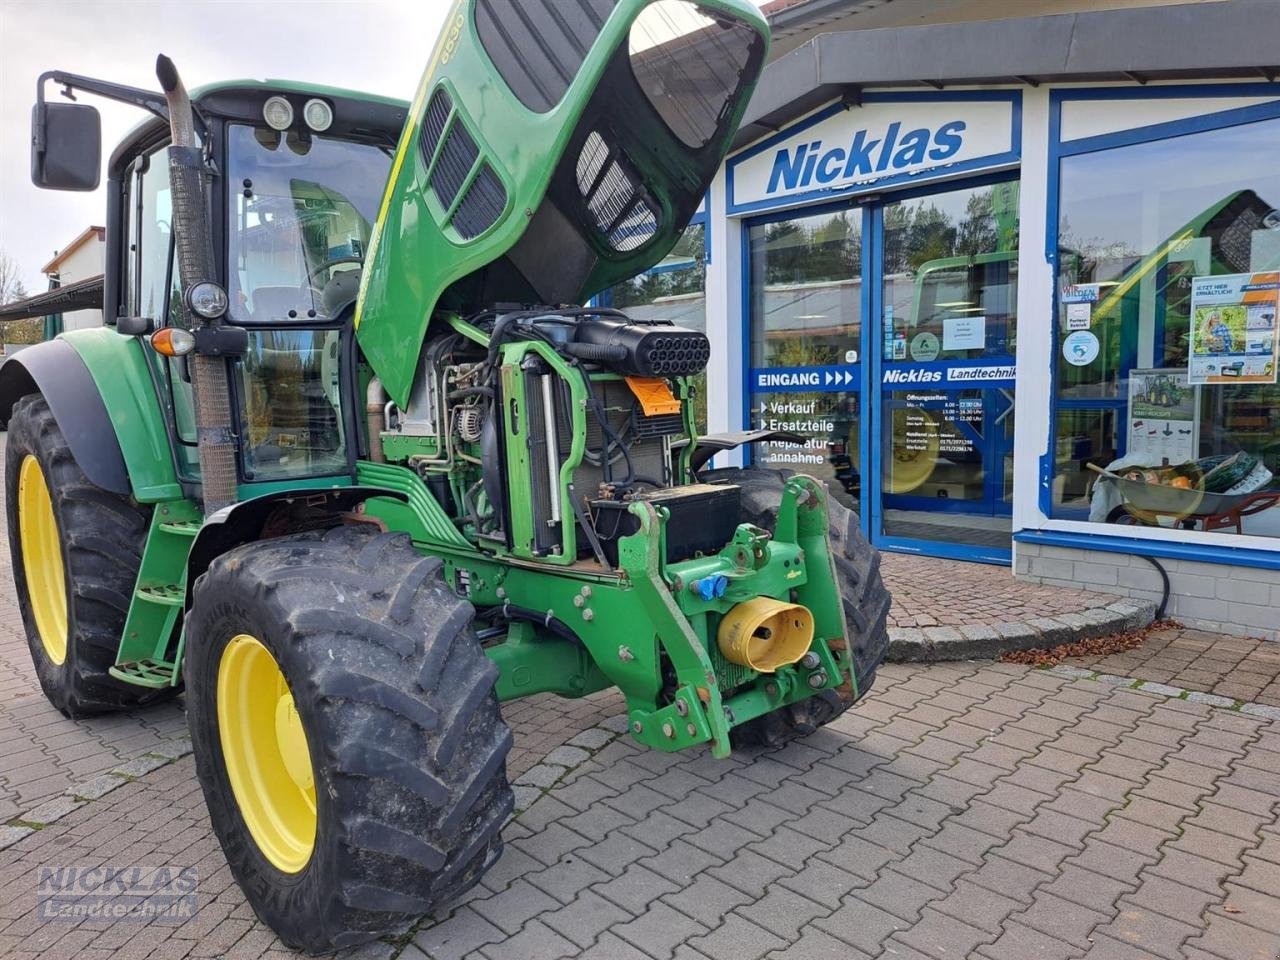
[[1187, 272, 1279, 384], [1126, 368, 1198, 465]]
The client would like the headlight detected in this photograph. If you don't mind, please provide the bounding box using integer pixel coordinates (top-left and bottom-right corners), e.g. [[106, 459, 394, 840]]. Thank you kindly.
[[303, 98, 333, 133], [186, 281, 228, 320], [263, 95, 294, 131]]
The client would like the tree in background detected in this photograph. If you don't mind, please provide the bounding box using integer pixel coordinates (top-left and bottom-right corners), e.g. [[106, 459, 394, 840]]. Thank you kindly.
[[0, 251, 29, 305]]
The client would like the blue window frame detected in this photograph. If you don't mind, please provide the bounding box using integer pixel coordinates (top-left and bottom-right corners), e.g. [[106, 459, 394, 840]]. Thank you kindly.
[[1042, 85, 1280, 554]]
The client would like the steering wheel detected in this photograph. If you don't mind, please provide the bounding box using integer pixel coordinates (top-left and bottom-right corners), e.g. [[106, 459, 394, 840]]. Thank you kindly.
[[305, 255, 363, 288]]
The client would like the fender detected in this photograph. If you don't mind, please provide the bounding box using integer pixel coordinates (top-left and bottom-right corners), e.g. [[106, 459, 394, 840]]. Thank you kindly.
[[0, 329, 182, 501], [0, 338, 132, 494], [186, 486, 409, 600]]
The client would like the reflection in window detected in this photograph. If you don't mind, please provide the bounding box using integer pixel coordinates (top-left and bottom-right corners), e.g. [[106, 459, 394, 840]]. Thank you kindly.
[[1053, 114, 1280, 539], [880, 182, 1019, 553], [883, 181, 1020, 362], [238, 329, 347, 480], [748, 209, 862, 508], [226, 125, 391, 323]]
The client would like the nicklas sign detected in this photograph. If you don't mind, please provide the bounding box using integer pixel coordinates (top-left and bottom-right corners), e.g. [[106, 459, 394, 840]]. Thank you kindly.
[[728, 96, 1018, 212], [767, 120, 968, 194]]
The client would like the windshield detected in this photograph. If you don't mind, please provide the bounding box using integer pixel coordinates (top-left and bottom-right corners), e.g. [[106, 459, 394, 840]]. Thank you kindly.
[[226, 124, 391, 323]]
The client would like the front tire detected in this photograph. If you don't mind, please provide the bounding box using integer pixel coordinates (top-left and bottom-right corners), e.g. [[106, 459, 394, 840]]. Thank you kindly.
[[185, 525, 513, 953], [5, 394, 169, 715], [706, 467, 891, 746]]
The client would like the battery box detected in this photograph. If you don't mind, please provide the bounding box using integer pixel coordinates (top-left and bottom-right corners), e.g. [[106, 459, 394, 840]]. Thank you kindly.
[[591, 483, 741, 566]]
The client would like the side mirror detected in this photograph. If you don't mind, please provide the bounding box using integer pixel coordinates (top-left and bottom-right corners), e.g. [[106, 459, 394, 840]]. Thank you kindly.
[[31, 101, 101, 191]]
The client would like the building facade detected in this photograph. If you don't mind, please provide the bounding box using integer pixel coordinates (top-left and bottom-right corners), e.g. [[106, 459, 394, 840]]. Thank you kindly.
[[606, 0, 1280, 636], [40, 226, 106, 332]]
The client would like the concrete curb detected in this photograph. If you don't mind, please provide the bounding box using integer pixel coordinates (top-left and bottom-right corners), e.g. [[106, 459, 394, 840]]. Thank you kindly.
[[886, 598, 1158, 663]]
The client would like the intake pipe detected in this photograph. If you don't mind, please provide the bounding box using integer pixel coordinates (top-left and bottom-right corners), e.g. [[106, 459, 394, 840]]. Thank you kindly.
[[157, 55, 238, 513]]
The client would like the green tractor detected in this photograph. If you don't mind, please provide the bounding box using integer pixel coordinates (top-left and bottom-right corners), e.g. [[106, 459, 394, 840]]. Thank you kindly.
[[4, 0, 889, 950]]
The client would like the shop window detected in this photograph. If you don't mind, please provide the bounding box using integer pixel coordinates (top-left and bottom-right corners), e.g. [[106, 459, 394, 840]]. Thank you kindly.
[[747, 208, 862, 508], [603, 222, 709, 429], [1051, 114, 1280, 539]]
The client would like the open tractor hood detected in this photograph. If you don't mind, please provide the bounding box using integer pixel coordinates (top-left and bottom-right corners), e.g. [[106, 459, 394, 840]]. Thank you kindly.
[[355, 0, 768, 405]]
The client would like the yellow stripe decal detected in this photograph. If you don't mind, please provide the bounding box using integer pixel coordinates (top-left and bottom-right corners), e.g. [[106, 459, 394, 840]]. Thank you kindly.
[[355, 0, 467, 330]]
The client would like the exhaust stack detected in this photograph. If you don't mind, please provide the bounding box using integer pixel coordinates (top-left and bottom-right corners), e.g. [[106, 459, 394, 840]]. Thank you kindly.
[[156, 54, 238, 514]]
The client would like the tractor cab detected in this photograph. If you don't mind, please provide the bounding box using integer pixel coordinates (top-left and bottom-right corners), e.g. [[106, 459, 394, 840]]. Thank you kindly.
[[26, 74, 406, 490], [118, 84, 407, 487]]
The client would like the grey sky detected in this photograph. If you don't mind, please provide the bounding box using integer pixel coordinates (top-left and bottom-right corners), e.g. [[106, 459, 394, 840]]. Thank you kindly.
[[0, 1, 773, 294], [0, 0, 451, 291]]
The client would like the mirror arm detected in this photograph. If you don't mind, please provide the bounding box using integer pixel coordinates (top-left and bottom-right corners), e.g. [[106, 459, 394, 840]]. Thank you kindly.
[[35, 70, 211, 144], [37, 70, 169, 123]]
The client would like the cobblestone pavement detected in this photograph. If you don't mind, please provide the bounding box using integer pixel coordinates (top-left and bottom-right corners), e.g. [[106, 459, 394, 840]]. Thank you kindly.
[[1, 659, 1277, 960], [882, 554, 1120, 631], [0, 469, 190, 823], [1064, 624, 1280, 708]]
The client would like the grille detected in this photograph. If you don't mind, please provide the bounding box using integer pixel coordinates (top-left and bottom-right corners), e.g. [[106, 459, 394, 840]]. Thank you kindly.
[[453, 164, 507, 239], [429, 120, 479, 209], [709, 638, 756, 693], [420, 87, 452, 163], [523, 368, 560, 554], [577, 129, 661, 254]]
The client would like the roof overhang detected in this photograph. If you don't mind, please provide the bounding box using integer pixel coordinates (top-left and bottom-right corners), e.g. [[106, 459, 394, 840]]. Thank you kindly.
[[40, 225, 105, 275], [734, 0, 1280, 148]]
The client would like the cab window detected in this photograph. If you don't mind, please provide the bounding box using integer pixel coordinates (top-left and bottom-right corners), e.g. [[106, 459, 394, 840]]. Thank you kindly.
[[225, 124, 391, 323]]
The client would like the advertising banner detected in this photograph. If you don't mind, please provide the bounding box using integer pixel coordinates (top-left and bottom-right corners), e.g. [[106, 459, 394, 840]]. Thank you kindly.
[[1126, 368, 1199, 465], [1187, 272, 1279, 384]]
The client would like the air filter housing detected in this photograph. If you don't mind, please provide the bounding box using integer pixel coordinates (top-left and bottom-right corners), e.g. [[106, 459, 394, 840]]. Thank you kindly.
[[573, 316, 710, 377]]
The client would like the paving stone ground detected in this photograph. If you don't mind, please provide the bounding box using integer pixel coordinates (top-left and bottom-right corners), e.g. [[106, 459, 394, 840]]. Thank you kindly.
[[1, 659, 1277, 960], [0, 428, 1277, 959], [882, 554, 1120, 631], [1063, 624, 1280, 708]]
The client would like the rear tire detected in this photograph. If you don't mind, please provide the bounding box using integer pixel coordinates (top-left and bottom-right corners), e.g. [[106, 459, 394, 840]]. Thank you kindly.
[[184, 525, 513, 953], [5, 394, 171, 716], [706, 467, 891, 747]]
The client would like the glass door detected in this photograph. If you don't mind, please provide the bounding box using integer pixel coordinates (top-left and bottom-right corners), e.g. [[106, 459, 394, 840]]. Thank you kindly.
[[871, 179, 1020, 561], [746, 206, 865, 513]]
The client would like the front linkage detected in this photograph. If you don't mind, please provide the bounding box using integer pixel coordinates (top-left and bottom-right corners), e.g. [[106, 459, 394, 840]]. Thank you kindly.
[[377, 472, 853, 759]]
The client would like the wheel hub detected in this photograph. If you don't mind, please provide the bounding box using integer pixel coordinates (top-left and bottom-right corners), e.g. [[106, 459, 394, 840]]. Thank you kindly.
[[17, 455, 68, 665], [217, 634, 317, 873]]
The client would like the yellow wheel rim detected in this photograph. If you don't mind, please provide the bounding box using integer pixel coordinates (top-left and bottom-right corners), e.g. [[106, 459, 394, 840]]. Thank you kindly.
[[217, 634, 317, 873], [17, 455, 68, 665]]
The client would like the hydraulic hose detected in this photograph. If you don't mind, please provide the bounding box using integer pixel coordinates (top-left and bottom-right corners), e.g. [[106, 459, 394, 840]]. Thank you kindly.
[[157, 54, 238, 513]]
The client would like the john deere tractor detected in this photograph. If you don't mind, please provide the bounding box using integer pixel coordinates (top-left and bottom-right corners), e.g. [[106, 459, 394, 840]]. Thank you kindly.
[[4, 0, 888, 950]]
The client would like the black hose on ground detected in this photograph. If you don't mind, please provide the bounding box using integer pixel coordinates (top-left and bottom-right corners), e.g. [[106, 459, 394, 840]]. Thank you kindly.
[[1137, 554, 1170, 621]]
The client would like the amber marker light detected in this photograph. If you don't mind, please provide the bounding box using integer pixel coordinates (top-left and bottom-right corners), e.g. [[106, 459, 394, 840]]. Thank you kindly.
[[150, 327, 196, 357]]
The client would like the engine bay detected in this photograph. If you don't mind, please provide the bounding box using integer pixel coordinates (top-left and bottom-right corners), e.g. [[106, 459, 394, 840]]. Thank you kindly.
[[373, 307, 735, 567]]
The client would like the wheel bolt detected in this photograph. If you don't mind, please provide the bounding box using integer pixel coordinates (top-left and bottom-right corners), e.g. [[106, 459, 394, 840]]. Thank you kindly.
[[807, 671, 828, 689], [661, 722, 675, 739], [800, 652, 821, 670]]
